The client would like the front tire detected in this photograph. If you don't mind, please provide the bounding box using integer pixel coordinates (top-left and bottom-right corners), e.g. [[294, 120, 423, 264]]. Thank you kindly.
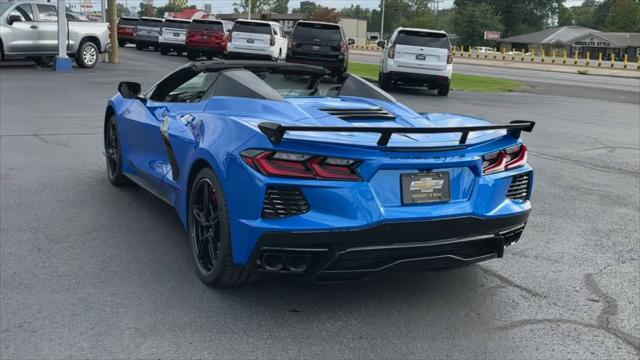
[[379, 72, 391, 90], [118, 39, 126, 47], [159, 45, 168, 55], [188, 167, 260, 287], [135, 43, 143, 51], [187, 50, 198, 60], [105, 115, 126, 186], [76, 41, 98, 68]]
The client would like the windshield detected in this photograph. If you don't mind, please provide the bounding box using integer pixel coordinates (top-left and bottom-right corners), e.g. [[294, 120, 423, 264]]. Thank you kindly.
[[396, 31, 450, 49], [293, 23, 342, 42], [233, 21, 270, 34]]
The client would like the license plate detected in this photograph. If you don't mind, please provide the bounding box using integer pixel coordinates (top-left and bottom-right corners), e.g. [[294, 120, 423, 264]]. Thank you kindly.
[[401, 172, 450, 204], [246, 39, 254, 44], [202, 35, 208, 39], [174, 33, 180, 37], [416, 54, 426, 60]]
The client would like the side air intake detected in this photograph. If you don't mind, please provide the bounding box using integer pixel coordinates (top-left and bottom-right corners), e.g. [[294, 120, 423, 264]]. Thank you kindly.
[[319, 107, 396, 120]]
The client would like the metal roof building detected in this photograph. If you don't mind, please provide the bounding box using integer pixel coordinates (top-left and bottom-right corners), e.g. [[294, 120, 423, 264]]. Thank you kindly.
[[500, 26, 640, 61]]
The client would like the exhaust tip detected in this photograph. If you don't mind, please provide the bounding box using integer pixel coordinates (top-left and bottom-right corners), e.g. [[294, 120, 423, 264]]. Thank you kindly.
[[286, 254, 311, 273], [261, 253, 287, 271]]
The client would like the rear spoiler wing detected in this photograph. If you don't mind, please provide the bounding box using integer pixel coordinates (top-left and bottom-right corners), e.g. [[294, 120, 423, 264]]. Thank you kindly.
[[258, 120, 535, 146]]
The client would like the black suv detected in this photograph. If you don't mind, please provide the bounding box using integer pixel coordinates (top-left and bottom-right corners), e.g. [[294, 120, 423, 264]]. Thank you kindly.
[[286, 21, 350, 77]]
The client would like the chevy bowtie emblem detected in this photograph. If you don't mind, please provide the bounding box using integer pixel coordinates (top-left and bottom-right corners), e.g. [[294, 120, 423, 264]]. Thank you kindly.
[[410, 177, 444, 193]]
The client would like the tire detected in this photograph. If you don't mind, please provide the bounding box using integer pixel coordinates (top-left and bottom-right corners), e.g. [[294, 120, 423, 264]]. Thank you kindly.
[[378, 72, 391, 91], [118, 39, 126, 47], [188, 167, 260, 287], [76, 41, 98, 68], [437, 82, 450, 96], [105, 115, 127, 186], [135, 43, 143, 51], [153, 45, 159, 52], [187, 51, 198, 61], [159, 45, 168, 55]]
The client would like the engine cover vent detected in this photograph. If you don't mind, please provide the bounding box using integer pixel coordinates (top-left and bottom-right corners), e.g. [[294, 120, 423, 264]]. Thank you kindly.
[[318, 107, 396, 120]]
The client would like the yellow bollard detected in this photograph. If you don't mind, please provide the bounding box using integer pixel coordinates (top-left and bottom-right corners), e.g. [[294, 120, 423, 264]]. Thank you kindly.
[[597, 52, 602, 66], [637, 55, 639, 70], [541, 49, 545, 62], [586, 51, 590, 66], [574, 50, 578, 65], [623, 54, 628, 69], [493, 47, 497, 60], [531, 49, 535, 61], [551, 50, 556, 63], [502, 48, 506, 60], [610, 53, 615, 67], [562, 50, 567, 64]]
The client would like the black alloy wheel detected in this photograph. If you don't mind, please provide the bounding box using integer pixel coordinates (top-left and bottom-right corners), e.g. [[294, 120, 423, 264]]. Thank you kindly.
[[190, 177, 221, 274], [105, 115, 126, 185]]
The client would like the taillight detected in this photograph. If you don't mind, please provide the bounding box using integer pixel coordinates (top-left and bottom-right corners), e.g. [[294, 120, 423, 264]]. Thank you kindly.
[[241, 150, 361, 181], [228, 32, 232, 42], [270, 35, 275, 46], [388, 46, 395, 59], [340, 42, 347, 54], [482, 144, 528, 174], [447, 50, 453, 64], [288, 39, 292, 49]]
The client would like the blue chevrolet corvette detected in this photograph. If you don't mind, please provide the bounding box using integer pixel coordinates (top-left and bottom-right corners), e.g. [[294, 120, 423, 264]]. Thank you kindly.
[[104, 61, 535, 286]]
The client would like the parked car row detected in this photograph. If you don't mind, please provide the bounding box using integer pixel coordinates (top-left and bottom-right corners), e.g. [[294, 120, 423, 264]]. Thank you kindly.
[[117, 17, 350, 76]]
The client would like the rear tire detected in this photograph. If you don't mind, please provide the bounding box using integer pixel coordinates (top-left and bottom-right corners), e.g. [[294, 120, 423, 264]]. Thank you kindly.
[[105, 115, 127, 186], [379, 72, 391, 91], [188, 167, 261, 287], [187, 51, 198, 60], [135, 43, 143, 51], [76, 41, 98, 68], [437, 82, 450, 96], [159, 45, 168, 55], [118, 39, 125, 47]]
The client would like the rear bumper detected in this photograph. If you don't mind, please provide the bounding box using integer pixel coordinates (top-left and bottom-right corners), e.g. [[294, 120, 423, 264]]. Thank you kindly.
[[387, 70, 451, 86], [249, 211, 529, 281], [228, 51, 273, 60], [286, 55, 346, 71]]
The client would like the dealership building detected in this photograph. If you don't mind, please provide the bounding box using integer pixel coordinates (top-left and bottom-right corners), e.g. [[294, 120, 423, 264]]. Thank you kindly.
[[499, 26, 640, 61]]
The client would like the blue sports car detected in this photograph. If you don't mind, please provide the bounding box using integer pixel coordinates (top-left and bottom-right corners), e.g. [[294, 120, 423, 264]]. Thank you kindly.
[[104, 61, 534, 286]]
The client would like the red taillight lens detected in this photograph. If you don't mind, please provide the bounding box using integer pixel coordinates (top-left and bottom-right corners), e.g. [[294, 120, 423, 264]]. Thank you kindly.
[[270, 35, 275, 46], [388, 46, 395, 59], [447, 50, 453, 64], [241, 150, 361, 181], [482, 144, 528, 174], [340, 42, 347, 54], [228, 32, 232, 42]]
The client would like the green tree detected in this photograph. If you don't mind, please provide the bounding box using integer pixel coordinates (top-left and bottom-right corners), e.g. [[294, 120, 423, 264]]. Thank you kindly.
[[557, 4, 574, 25], [292, 1, 319, 14], [233, 0, 274, 15], [138, 1, 153, 17], [340, 4, 371, 19], [310, 6, 340, 22], [605, 0, 640, 31], [453, 2, 503, 45], [272, 0, 289, 13]]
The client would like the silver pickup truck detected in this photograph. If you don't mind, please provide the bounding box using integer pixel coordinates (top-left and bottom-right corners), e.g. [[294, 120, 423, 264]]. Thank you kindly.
[[0, 0, 110, 68]]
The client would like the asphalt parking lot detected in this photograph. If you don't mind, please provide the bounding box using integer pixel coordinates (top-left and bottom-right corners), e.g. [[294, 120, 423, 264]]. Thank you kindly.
[[1, 49, 639, 359]]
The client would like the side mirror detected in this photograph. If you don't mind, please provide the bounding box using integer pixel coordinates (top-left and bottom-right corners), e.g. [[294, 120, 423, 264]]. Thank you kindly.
[[7, 15, 22, 25], [118, 81, 142, 99], [347, 38, 355, 46], [377, 40, 385, 48]]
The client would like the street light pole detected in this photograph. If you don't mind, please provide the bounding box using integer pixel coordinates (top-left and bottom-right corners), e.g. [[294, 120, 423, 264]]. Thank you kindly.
[[380, 0, 385, 40], [53, 0, 72, 71], [248, 0, 252, 19]]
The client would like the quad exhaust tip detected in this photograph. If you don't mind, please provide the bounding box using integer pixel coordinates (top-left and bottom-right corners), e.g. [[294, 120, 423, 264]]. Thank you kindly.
[[261, 253, 311, 273]]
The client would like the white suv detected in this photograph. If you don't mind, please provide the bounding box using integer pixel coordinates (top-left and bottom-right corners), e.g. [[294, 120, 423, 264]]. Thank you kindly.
[[227, 19, 287, 61], [378, 27, 453, 96]]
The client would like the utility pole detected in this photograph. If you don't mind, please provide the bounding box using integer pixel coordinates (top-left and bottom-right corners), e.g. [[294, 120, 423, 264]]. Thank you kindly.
[[248, 0, 252, 19], [108, 0, 118, 63], [380, 0, 385, 40], [53, 0, 72, 71]]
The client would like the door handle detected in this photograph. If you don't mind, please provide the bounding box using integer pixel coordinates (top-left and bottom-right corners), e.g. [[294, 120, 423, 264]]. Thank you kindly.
[[30, 25, 38, 29]]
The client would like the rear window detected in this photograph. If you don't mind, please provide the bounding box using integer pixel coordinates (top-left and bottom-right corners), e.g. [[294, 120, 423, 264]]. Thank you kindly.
[[395, 31, 449, 49], [293, 22, 342, 42], [189, 21, 223, 32], [232, 21, 271, 34], [164, 19, 190, 29], [118, 17, 138, 26], [139, 18, 163, 27]]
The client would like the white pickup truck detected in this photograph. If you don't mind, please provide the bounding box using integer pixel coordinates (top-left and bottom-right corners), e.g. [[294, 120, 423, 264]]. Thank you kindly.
[[0, 0, 110, 68]]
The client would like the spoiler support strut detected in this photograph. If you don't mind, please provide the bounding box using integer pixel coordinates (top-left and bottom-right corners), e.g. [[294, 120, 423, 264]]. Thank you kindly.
[[258, 120, 536, 146]]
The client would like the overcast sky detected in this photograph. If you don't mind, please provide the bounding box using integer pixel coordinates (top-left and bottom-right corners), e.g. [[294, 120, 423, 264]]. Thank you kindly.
[[70, 0, 588, 14]]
